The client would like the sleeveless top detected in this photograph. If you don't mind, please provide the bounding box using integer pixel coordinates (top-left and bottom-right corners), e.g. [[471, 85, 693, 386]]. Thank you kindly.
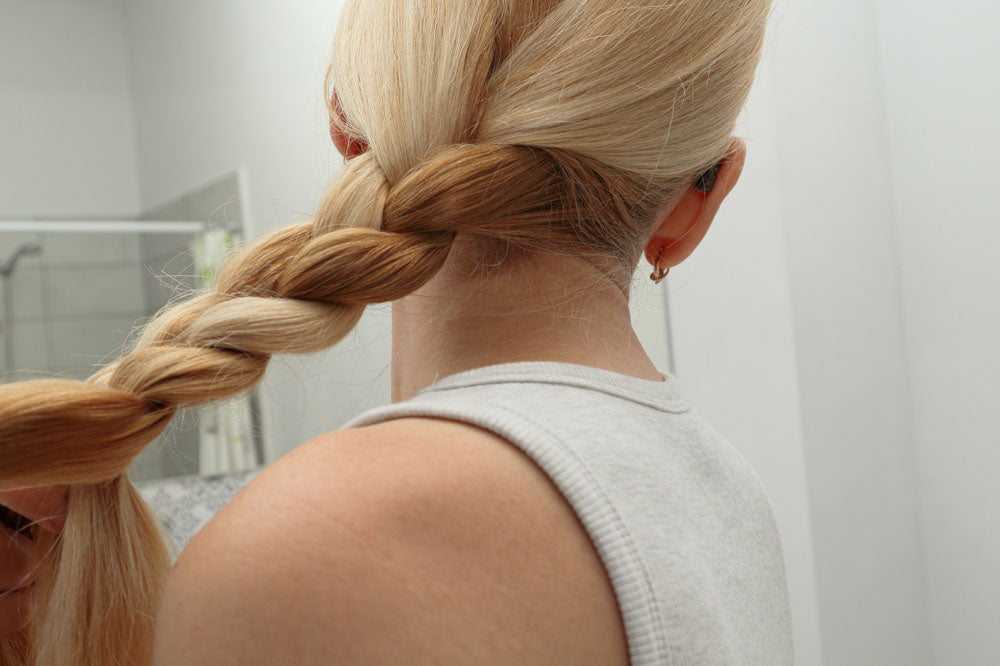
[[338, 361, 795, 666], [138, 360, 794, 665]]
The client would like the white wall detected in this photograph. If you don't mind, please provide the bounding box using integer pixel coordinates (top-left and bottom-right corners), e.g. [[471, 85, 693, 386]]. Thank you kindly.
[[0, 0, 140, 217], [768, 0, 931, 663], [871, 2, 1000, 664]]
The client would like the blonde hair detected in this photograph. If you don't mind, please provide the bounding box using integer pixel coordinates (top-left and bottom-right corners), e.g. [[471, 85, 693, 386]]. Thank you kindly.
[[0, 0, 771, 662]]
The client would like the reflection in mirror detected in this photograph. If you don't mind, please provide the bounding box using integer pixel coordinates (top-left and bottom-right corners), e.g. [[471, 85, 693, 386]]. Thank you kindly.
[[0, 170, 261, 485]]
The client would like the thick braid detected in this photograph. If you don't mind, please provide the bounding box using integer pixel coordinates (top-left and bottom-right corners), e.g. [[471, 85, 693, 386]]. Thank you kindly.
[[0, 140, 582, 492], [0, 146, 486, 486]]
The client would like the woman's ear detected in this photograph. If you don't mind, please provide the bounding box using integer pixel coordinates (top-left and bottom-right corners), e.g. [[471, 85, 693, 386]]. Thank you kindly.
[[329, 90, 369, 160], [643, 138, 747, 271]]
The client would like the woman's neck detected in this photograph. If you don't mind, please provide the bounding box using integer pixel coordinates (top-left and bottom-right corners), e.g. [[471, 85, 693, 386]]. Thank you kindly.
[[390, 246, 661, 403]]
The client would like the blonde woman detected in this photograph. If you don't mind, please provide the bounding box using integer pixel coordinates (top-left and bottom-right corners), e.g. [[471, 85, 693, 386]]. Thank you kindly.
[[0, 0, 792, 663]]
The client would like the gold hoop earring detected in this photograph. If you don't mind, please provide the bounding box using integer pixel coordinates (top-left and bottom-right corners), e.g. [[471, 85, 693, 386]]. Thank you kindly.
[[650, 245, 670, 284]]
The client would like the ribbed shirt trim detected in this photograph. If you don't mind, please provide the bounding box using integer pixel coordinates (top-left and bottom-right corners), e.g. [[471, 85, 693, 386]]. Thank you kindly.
[[416, 360, 692, 414]]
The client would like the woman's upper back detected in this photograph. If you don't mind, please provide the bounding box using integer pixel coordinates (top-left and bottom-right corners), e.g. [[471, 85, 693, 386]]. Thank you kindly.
[[337, 361, 795, 665], [150, 361, 793, 665]]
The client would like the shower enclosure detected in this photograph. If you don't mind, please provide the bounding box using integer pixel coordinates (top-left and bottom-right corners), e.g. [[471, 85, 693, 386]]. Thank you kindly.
[[0, 218, 265, 484]]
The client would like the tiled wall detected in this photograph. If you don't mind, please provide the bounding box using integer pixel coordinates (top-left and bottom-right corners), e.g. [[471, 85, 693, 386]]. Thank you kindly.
[[1, 171, 259, 484], [1, 227, 204, 484], [0, 230, 146, 380], [0, 226, 196, 480]]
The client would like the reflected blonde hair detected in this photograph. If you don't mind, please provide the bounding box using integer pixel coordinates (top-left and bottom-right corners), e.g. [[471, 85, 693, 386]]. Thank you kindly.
[[0, 0, 771, 662]]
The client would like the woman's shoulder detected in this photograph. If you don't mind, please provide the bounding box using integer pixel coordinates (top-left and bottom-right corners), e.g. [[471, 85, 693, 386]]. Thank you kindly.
[[152, 421, 474, 663], [153, 418, 630, 665]]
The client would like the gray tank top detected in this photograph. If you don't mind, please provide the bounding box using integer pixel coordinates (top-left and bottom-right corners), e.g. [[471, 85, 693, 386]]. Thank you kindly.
[[340, 361, 795, 666]]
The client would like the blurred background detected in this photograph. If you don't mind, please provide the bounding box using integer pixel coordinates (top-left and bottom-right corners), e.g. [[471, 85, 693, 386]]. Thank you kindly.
[[0, 0, 996, 664]]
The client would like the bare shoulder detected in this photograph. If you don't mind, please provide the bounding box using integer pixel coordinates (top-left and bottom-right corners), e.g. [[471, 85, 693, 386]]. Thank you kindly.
[[153, 417, 629, 666]]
